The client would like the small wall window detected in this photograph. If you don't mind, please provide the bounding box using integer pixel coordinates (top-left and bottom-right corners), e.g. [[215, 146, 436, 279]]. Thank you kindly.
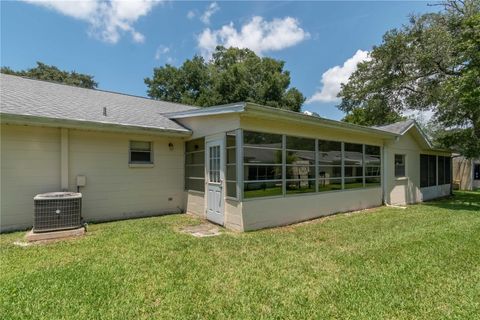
[[130, 141, 153, 164], [394, 154, 406, 177]]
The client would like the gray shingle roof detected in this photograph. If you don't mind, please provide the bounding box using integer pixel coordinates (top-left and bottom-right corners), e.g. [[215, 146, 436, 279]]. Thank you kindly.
[[0, 74, 197, 133], [375, 119, 415, 134]]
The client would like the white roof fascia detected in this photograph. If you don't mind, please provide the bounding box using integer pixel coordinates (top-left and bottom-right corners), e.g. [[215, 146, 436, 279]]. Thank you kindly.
[[165, 102, 246, 119], [1, 113, 193, 137]]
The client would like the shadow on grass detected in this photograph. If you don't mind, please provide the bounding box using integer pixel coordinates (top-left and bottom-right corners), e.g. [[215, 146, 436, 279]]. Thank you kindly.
[[423, 190, 480, 212]]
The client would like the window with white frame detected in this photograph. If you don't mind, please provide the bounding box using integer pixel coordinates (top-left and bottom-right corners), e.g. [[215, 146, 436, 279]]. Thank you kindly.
[[129, 141, 153, 164], [394, 154, 406, 177]]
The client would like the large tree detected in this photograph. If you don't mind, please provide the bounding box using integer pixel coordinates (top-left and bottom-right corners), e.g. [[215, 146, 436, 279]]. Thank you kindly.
[[145, 46, 305, 112], [338, 0, 480, 157], [1, 62, 97, 89]]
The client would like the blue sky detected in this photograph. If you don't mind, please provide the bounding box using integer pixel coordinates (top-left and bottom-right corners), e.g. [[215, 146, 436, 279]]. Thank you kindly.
[[1, 1, 439, 120]]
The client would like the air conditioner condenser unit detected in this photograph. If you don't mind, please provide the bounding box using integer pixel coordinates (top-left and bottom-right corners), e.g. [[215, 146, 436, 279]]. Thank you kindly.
[[33, 192, 82, 233]]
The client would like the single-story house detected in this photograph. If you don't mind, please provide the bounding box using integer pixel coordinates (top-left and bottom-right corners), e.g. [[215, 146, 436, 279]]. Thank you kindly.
[[0, 74, 452, 232], [453, 156, 480, 190]]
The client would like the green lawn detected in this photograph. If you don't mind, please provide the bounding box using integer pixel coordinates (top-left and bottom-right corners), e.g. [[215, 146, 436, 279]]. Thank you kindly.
[[1, 191, 479, 319]]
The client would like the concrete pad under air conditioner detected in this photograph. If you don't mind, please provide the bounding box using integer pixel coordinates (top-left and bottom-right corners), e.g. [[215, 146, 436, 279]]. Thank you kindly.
[[25, 227, 86, 242]]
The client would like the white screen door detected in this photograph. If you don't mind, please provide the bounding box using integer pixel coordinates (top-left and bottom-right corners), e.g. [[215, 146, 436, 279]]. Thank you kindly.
[[206, 138, 225, 225]]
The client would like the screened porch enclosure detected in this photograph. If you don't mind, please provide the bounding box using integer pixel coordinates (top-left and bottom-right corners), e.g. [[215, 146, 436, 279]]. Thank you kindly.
[[184, 129, 383, 202]]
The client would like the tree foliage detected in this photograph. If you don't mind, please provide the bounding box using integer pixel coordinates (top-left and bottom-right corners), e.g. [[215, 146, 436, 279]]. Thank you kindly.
[[145, 46, 305, 112], [338, 0, 480, 157], [1, 62, 97, 89]]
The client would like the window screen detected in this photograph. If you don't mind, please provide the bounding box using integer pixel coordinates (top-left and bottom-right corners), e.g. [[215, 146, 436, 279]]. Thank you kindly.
[[428, 155, 437, 186], [394, 154, 406, 177], [318, 140, 343, 192], [438, 156, 445, 185], [241, 131, 383, 199], [365, 145, 381, 187], [420, 154, 429, 187], [420, 154, 445, 187], [243, 131, 283, 198], [226, 131, 237, 198], [445, 157, 451, 184], [185, 138, 205, 192], [286, 136, 315, 194], [438, 156, 452, 185], [344, 143, 363, 189]]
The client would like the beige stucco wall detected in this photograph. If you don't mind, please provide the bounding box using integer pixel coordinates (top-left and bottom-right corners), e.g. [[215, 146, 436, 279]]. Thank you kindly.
[[1, 124, 186, 232], [68, 129, 185, 222], [225, 199, 243, 231], [384, 131, 450, 205], [1, 125, 61, 231], [242, 187, 382, 231], [421, 184, 451, 201], [185, 191, 243, 231], [185, 191, 205, 217]]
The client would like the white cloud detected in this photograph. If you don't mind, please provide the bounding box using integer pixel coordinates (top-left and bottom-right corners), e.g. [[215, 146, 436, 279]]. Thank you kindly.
[[200, 2, 219, 25], [306, 50, 371, 104], [23, 0, 162, 44], [197, 16, 309, 58], [187, 10, 196, 19], [154, 45, 170, 60], [303, 110, 320, 117]]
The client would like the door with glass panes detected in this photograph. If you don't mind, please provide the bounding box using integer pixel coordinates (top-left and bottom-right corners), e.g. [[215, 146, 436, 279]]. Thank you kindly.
[[206, 138, 225, 225]]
